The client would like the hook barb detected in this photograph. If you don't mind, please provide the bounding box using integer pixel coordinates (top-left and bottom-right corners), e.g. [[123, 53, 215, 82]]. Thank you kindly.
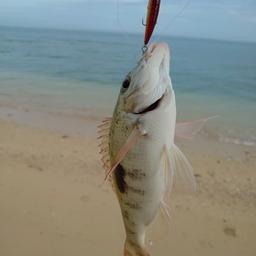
[[142, 18, 146, 26]]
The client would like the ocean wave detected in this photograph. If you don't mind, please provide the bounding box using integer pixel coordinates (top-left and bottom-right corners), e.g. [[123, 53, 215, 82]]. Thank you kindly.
[[219, 137, 256, 147]]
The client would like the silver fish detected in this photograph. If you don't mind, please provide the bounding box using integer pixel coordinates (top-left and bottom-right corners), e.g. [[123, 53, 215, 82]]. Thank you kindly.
[[98, 42, 211, 256]]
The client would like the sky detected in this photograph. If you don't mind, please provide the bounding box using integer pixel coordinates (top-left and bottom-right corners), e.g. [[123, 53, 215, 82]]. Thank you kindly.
[[0, 0, 256, 42]]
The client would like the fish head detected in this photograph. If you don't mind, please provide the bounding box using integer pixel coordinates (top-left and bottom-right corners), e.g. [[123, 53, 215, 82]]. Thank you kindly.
[[117, 42, 172, 115]]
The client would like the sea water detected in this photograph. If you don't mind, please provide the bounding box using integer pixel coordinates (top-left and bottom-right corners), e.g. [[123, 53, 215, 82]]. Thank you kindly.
[[0, 26, 256, 147]]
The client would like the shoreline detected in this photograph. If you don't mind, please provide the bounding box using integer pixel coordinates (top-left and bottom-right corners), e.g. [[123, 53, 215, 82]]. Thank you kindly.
[[0, 118, 255, 256], [0, 103, 255, 160], [1, 26, 256, 255]]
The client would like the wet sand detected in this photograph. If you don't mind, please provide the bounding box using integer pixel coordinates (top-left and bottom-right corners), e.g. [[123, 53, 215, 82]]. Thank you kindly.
[[0, 108, 256, 256]]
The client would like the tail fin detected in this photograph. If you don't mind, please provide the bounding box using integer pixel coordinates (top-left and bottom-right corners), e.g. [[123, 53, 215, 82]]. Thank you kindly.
[[124, 240, 150, 256]]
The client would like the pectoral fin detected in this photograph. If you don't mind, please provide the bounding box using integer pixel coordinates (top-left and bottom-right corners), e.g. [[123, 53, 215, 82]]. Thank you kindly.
[[175, 116, 217, 140], [102, 125, 143, 186]]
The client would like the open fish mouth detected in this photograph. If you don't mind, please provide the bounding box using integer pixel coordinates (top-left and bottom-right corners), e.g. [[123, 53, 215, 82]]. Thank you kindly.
[[134, 91, 165, 115]]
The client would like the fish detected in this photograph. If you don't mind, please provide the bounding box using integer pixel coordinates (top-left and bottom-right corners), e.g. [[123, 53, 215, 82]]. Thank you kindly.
[[143, 0, 161, 45], [98, 42, 212, 256]]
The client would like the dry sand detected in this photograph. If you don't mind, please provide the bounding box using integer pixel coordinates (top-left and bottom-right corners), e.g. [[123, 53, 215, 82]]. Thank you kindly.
[[0, 112, 256, 256]]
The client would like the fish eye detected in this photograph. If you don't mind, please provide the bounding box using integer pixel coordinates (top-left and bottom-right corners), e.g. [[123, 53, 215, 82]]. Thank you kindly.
[[122, 79, 130, 89]]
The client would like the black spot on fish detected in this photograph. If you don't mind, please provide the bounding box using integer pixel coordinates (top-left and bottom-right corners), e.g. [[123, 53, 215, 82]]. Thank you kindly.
[[128, 186, 145, 196], [126, 227, 136, 235], [125, 202, 141, 210], [129, 240, 139, 247], [127, 169, 146, 180], [123, 210, 130, 221], [115, 164, 126, 194]]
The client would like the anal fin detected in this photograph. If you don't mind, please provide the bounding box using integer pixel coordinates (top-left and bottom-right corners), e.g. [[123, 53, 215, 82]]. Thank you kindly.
[[146, 200, 171, 243]]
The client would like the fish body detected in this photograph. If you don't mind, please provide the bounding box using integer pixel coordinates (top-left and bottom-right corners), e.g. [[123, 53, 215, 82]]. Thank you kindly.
[[99, 42, 208, 256]]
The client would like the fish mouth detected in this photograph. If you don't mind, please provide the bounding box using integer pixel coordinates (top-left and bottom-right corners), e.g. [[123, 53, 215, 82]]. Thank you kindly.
[[134, 93, 164, 115]]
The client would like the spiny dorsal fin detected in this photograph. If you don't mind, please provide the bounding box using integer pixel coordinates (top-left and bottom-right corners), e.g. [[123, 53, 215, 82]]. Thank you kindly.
[[98, 118, 114, 190], [97, 117, 112, 173], [175, 116, 217, 140], [102, 125, 143, 186]]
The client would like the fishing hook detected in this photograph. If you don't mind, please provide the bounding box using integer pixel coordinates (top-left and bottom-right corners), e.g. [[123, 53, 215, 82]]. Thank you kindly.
[[142, 18, 146, 27], [142, 45, 148, 54]]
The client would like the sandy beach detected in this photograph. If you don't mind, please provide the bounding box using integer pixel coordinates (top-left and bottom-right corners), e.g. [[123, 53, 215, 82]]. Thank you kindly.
[[0, 105, 255, 256]]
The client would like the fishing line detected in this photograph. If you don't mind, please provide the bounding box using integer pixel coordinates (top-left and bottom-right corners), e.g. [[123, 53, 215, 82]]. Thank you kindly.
[[117, 0, 192, 51], [155, 0, 192, 43], [117, 0, 141, 47]]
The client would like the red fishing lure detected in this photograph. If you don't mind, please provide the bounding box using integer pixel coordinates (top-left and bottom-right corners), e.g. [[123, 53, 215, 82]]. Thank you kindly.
[[144, 0, 161, 45]]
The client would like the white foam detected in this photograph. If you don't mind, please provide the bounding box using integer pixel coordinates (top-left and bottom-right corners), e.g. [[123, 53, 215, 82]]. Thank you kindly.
[[219, 137, 256, 147]]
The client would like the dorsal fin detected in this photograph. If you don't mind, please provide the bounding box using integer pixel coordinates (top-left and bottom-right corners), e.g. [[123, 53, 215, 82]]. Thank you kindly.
[[102, 125, 143, 186], [98, 118, 114, 190], [97, 117, 112, 173], [98, 119, 143, 189]]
